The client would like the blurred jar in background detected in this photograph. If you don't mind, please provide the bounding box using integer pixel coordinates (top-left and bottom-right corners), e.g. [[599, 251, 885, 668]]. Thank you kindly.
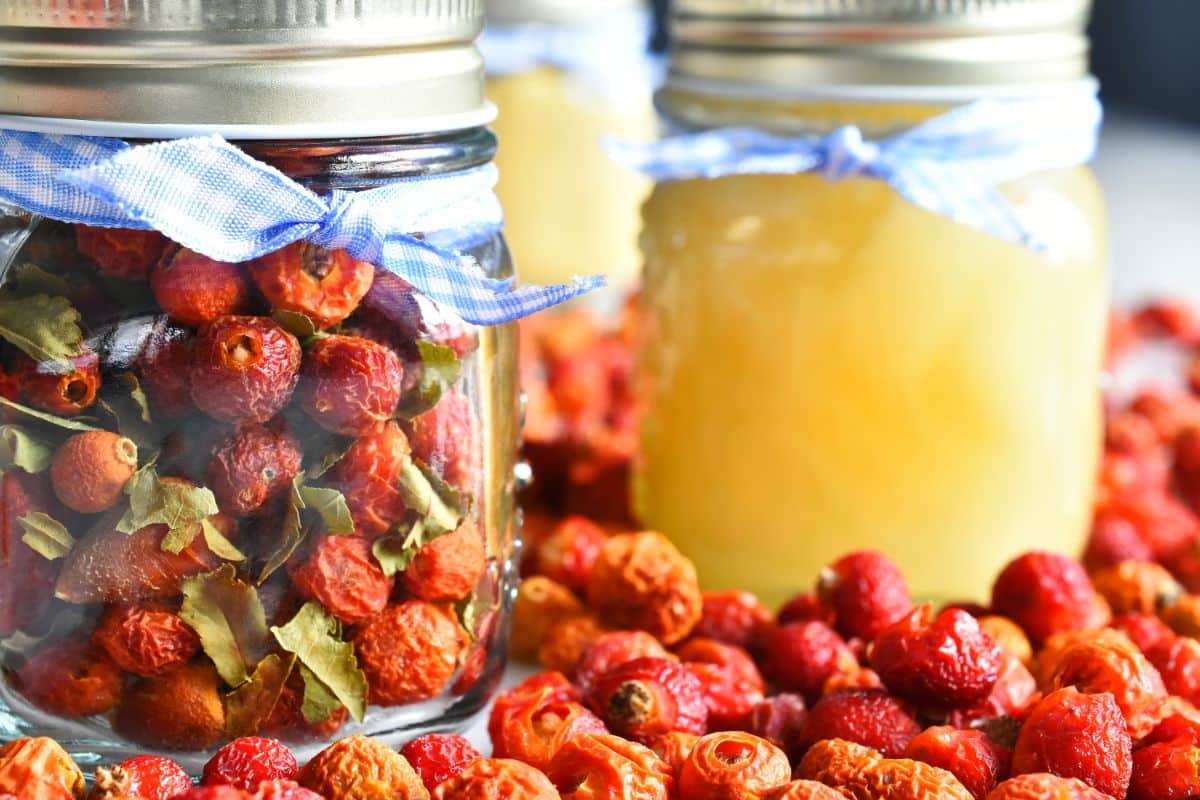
[[482, 0, 658, 300], [631, 0, 1109, 605]]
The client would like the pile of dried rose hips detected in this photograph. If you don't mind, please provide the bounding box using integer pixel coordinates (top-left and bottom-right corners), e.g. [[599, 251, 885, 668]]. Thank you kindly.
[[0, 221, 500, 749]]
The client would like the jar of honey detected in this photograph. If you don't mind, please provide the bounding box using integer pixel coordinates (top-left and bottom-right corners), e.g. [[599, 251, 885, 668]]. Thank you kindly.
[[632, 0, 1108, 606]]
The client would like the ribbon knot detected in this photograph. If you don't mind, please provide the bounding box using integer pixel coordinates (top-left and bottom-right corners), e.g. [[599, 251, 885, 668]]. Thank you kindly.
[[822, 126, 881, 181], [310, 190, 365, 252]]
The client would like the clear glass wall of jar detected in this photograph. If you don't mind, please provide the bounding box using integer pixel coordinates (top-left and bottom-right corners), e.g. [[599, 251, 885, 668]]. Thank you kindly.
[[633, 2, 1109, 606]]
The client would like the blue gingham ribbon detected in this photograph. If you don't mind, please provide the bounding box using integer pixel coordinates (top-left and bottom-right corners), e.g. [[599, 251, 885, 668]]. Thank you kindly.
[[609, 89, 1104, 249], [0, 130, 603, 325]]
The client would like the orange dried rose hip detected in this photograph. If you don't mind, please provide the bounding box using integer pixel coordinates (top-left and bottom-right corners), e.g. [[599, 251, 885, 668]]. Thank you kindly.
[[0, 738, 85, 800], [1091, 561, 1183, 616], [489, 687, 607, 770], [986, 773, 1118, 799], [406, 390, 481, 492], [248, 242, 375, 330], [511, 576, 586, 662], [298, 735, 429, 800], [585, 656, 708, 744], [402, 520, 487, 602], [651, 731, 699, 778], [677, 637, 765, 692], [797, 738, 973, 800], [352, 600, 466, 706], [49, 431, 138, 513], [524, 515, 609, 595], [547, 733, 675, 800], [16, 640, 122, 718], [977, 616, 1034, 667], [430, 758, 557, 800], [114, 661, 227, 751], [14, 347, 101, 417], [538, 614, 607, 674], [327, 420, 413, 539], [76, 225, 169, 281], [151, 248, 253, 327], [767, 781, 852, 800], [1044, 631, 1167, 738], [92, 602, 201, 677], [678, 732, 791, 800], [289, 535, 393, 625], [903, 726, 1010, 800]]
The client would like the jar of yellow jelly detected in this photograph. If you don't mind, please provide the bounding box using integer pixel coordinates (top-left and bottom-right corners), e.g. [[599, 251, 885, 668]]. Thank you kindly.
[[632, 0, 1109, 605], [482, 0, 658, 296]]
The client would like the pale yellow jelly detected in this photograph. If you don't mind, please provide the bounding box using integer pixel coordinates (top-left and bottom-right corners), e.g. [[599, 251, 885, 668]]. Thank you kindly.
[[633, 104, 1108, 606], [488, 66, 654, 292]]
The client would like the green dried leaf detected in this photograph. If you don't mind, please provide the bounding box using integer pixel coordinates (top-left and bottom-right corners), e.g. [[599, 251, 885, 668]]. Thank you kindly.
[[271, 602, 367, 723], [117, 373, 153, 425], [0, 293, 83, 368], [0, 397, 101, 432], [456, 596, 481, 642], [397, 457, 463, 537], [181, 565, 270, 687], [201, 518, 246, 562], [118, 465, 219, 549], [395, 341, 461, 419], [298, 485, 353, 535], [18, 512, 74, 560], [298, 663, 343, 725], [7, 264, 70, 298], [225, 653, 295, 738], [308, 438, 354, 479], [258, 475, 308, 584], [372, 517, 435, 578], [272, 310, 329, 344], [0, 425, 53, 474]]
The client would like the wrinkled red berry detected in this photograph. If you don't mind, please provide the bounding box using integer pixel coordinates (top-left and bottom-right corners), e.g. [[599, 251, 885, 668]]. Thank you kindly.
[[692, 590, 775, 652], [327, 420, 412, 539], [1112, 613, 1175, 655], [574, 631, 674, 692], [1141, 713, 1200, 748], [407, 390, 480, 491], [99, 754, 193, 800], [248, 243, 374, 330], [743, 694, 807, 762], [400, 734, 482, 792], [152, 248, 252, 327], [684, 661, 764, 731], [777, 591, 832, 626], [250, 781, 322, 800], [297, 335, 404, 436], [524, 515, 608, 595], [799, 689, 921, 758], [289, 535, 392, 625], [1086, 512, 1155, 572], [16, 640, 122, 718], [991, 552, 1106, 645], [586, 657, 708, 744], [77, 225, 170, 280], [904, 726, 1010, 800], [92, 602, 201, 677], [817, 550, 912, 641], [676, 638, 764, 693], [14, 347, 101, 416], [201, 737, 297, 791], [948, 649, 1039, 729], [134, 320, 194, 419], [1147, 636, 1200, 706], [1129, 740, 1200, 800], [208, 425, 302, 517], [190, 316, 301, 424], [763, 620, 857, 704], [401, 520, 487, 603]]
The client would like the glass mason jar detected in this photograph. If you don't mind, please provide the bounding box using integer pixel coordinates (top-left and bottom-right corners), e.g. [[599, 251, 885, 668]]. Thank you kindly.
[[634, 0, 1109, 606], [0, 1, 519, 768], [483, 0, 657, 297]]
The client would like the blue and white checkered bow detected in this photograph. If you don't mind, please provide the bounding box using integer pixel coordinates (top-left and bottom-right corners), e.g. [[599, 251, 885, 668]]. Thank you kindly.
[[0, 130, 603, 325], [608, 89, 1104, 249]]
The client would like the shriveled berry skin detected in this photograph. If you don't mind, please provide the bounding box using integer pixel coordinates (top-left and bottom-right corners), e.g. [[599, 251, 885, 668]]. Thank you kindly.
[[547, 733, 675, 800], [14, 347, 101, 416], [1085, 513, 1155, 573], [208, 425, 302, 517], [991, 552, 1107, 646], [190, 316, 301, 424], [76, 225, 170, 280], [407, 390, 481, 491], [401, 734, 482, 792], [490, 692, 608, 771], [297, 335, 404, 435], [524, 515, 607, 595], [297, 734, 429, 800], [685, 662, 764, 732], [818, 550, 912, 641], [202, 737, 298, 791], [50, 431, 138, 513], [1112, 613, 1175, 653], [489, 672, 582, 728], [767, 780, 853, 799], [1140, 713, 1200, 748], [585, 656, 708, 744], [870, 605, 1003, 709], [797, 738, 974, 800], [744, 694, 808, 762], [95, 754, 194, 800], [1146, 636, 1200, 705], [1045, 632, 1167, 738], [764, 621, 858, 704], [170, 787, 248, 800], [510, 576, 586, 662], [92, 602, 201, 677], [799, 689, 922, 759], [0, 737, 86, 800], [1091, 561, 1182, 617], [985, 773, 1116, 799], [327, 420, 412, 539], [248, 243, 374, 329], [134, 320, 194, 419], [677, 638, 765, 692], [430, 758, 557, 800], [114, 661, 226, 751], [538, 614, 607, 675], [352, 600, 466, 706], [1128, 741, 1200, 800], [778, 591, 834, 626], [15, 640, 122, 718], [574, 631, 674, 692], [904, 726, 1010, 800], [402, 521, 487, 602], [251, 780, 323, 800], [152, 248, 252, 327], [678, 731, 791, 800], [693, 590, 775, 652], [1012, 688, 1132, 800], [652, 731, 699, 779], [290, 535, 392, 625]]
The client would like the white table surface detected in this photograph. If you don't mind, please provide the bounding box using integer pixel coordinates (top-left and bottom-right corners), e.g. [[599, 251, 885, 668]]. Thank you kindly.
[[460, 109, 1200, 751]]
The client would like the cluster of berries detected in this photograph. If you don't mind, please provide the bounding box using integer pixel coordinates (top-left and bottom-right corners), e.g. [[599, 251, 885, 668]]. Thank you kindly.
[[0, 220, 493, 750]]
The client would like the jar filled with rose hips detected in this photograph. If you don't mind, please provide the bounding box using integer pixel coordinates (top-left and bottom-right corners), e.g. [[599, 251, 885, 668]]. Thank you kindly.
[[631, 0, 1109, 605], [0, 0, 566, 769]]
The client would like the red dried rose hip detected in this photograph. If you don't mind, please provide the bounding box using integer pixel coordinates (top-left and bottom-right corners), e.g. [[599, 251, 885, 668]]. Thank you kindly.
[[351, 600, 467, 706], [327, 420, 412, 539], [134, 320, 194, 419], [1129, 741, 1200, 800], [202, 737, 298, 791], [76, 225, 171, 280], [106, 754, 194, 800], [207, 425, 302, 517], [248, 242, 374, 329], [903, 726, 1009, 800], [14, 347, 101, 416], [798, 688, 921, 759], [525, 515, 608, 595], [585, 656, 708, 744], [407, 389, 481, 491], [289, 535, 393, 625], [574, 631, 674, 692], [817, 550, 912, 641], [402, 520, 487, 602], [297, 335, 404, 436], [189, 316, 301, 424], [400, 734, 482, 792], [763, 620, 857, 704], [991, 552, 1106, 645], [693, 590, 775, 652], [92, 602, 201, 677], [152, 248, 252, 327]]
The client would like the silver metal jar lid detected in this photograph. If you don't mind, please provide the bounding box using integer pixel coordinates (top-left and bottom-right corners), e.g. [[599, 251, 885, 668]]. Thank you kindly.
[[668, 0, 1094, 96], [0, 1, 494, 139], [485, 0, 643, 27]]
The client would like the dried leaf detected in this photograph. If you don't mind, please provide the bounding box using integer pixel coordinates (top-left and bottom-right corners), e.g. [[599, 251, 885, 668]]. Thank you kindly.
[[201, 518, 246, 562], [272, 310, 329, 344], [0, 293, 83, 368], [6, 264, 70, 298], [181, 565, 270, 687], [0, 425, 53, 474], [18, 512, 74, 560], [456, 596, 481, 642], [258, 475, 308, 584], [397, 457, 463, 536], [271, 602, 367, 723], [298, 663, 343, 724], [0, 397, 101, 432], [308, 437, 355, 480], [372, 517, 435, 577], [395, 341, 461, 419], [298, 485, 353, 535], [225, 653, 295, 738], [117, 373, 153, 425], [118, 465, 219, 551]]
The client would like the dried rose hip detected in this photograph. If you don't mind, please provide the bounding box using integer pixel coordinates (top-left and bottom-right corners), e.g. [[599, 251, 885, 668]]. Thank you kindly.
[[524, 515, 608, 595], [152, 248, 252, 327], [692, 590, 775, 652], [1146, 636, 1200, 706], [76, 225, 170, 280], [1012, 687, 1132, 800], [249, 781, 322, 800], [977, 616, 1033, 667], [744, 693, 807, 762], [402, 520, 487, 602], [327, 420, 412, 539], [798, 689, 921, 759], [202, 738, 298, 791], [1045, 631, 1167, 737], [870, 605, 1002, 709], [766, 781, 850, 800], [401, 734, 482, 792], [539, 614, 608, 675], [297, 735, 427, 800], [16, 640, 122, 718], [49, 431, 138, 513], [430, 758, 558, 800], [190, 316, 301, 424], [1085, 512, 1155, 572], [547, 732, 675, 800], [585, 531, 702, 645], [985, 773, 1114, 800], [903, 726, 1010, 800], [777, 590, 832, 626], [763, 620, 858, 704], [1113, 612, 1175, 655], [352, 600, 467, 706], [991, 552, 1108, 645], [685, 662, 764, 732], [676, 638, 764, 692], [490, 691, 608, 771], [817, 550, 912, 641], [573, 630, 675, 692], [134, 320, 194, 419], [114, 661, 227, 751], [1128, 741, 1200, 800], [208, 425, 302, 517], [407, 389, 481, 491], [797, 738, 973, 800], [585, 656, 708, 744], [297, 335, 404, 436], [678, 732, 791, 800], [260, 672, 348, 744], [14, 347, 101, 416], [92, 754, 193, 800], [92, 602, 201, 677], [510, 576, 585, 662], [652, 731, 699, 779], [1091, 561, 1183, 616], [289, 534, 393, 625], [0, 737, 85, 800], [248, 243, 374, 330]]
